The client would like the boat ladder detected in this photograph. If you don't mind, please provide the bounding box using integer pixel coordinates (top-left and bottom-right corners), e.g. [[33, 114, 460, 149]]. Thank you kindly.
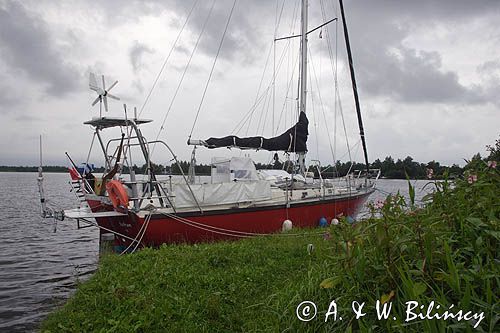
[[70, 179, 90, 209]]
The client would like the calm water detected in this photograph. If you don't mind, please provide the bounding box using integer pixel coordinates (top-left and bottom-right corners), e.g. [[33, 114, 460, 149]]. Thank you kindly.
[[0, 173, 98, 332], [0, 172, 431, 332]]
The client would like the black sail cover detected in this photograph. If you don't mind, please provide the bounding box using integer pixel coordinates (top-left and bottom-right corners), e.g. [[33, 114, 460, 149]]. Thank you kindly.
[[205, 112, 309, 152]]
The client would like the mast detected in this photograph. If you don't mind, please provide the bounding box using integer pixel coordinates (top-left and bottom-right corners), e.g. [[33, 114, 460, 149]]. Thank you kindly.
[[339, 0, 370, 179], [298, 0, 308, 175]]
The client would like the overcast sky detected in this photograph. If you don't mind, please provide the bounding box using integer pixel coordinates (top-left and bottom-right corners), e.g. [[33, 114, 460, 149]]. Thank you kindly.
[[0, 0, 498, 168]]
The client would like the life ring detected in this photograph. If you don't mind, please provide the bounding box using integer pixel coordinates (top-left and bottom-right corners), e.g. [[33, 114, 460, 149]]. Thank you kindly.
[[106, 180, 129, 211]]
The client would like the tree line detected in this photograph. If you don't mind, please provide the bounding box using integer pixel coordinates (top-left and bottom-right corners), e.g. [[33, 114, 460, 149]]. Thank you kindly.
[[0, 158, 479, 179], [2, 136, 498, 179], [0, 156, 482, 179]]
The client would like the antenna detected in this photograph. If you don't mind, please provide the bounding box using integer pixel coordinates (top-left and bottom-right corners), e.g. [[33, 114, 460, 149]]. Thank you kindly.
[[37, 135, 48, 218], [39, 134, 42, 168], [89, 72, 120, 116]]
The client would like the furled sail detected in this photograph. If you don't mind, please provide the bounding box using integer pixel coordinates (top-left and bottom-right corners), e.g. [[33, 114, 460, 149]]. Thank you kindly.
[[203, 112, 309, 152]]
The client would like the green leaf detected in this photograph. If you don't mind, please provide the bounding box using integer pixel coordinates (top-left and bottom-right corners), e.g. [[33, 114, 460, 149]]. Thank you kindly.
[[413, 282, 427, 296], [465, 217, 486, 227], [406, 173, 415, 206], [381, 290, 395, 304], [409, 270, 424, 276], [484, 230, 500, 240], [320, 277, 341, 289], [376, 224, 386, 245]]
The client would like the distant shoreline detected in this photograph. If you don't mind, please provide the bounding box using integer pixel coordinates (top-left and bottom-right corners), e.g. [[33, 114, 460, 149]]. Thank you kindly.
[[0, 167, 66, 172], [0, 166, 71, 173], [0, 168, 450, 180], [1, 154, 469, 180]]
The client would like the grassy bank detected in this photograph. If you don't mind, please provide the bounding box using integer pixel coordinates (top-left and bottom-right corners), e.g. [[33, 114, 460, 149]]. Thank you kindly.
[[42, 161, 499, 332]]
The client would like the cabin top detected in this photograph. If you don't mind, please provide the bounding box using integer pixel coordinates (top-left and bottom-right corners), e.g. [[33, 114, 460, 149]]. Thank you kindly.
[[84, 117, 153, 129]]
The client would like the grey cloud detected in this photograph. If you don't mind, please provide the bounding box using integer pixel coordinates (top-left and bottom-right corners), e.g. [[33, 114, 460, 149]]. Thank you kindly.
[[475, 61, 500, 106], [477, 60, 500, 75], [174, 44, 191, 56], [184, 0, 499, 63], [97, 0, 270, 63], [93, 0, 500, 64], [129, 41, 154, 72], [132, 79, 144, 94], [348, 0, 500, 22], [172, 0, 500, 99], [358, 46, 484, 104], [0, 1, 80, 97], [0, 80, 21, 108], [91, 0, 500, 107], [334, 0, 500, 105], [190, 1, 258, 62], [14, 113, 39, 122]]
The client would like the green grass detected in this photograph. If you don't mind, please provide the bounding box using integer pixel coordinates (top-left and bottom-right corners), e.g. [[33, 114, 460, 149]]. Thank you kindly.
[[41, 160, 499, 332]]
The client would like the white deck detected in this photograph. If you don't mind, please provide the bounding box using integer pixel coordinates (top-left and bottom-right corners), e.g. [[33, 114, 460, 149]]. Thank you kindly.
[[64, 208, 127, 219]]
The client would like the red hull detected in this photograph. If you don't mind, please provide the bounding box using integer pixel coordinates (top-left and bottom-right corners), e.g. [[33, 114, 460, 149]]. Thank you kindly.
[[88, 190, 372, 247]]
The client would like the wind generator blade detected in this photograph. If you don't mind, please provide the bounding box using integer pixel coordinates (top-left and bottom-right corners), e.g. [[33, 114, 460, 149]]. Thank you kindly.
[[103, 96, 108, 112], [101, 75, 106, 91], [93, 87, 105, 95], [89, 72, 99, 90], [91, 96, 101, 106], [107, 93, 120, 101], [108, 80, 118, 91]]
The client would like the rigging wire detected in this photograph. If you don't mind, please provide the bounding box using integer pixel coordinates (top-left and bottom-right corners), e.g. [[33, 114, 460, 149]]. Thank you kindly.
[[234, 32, 295, 135], [244, 0, 285, 137], [336, 138, 360, 161], [346, 136, 362, 175], [189, 0, 238, 139], [234, 0, 298, 137], [308, 49, 336, 166], [292, 0, 302, 157], [256, 84, 273, 136], [233, 85, 274, 134], [151, 0, 217, 158], [308, 55, 320, 160], [245, 41, 274, 136], [138, 0, 200, 117], [84, 132, 96, 166], [159, 210, 326, 238], [287, 0, 300, 133], [274, 51, 300, 134], [332, 0, 339, 175], [272, 1, 279, 136], [232, 39, 295, 135], [320, 0, 353, 174]]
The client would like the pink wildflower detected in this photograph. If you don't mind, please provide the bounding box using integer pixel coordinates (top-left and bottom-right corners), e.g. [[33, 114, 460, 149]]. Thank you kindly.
[[426, 168, 434, 179], [374, 200, 384, 209], [467, 174, 478, 184], [487, 160, 497, 168], [323, 231, 331, 240]]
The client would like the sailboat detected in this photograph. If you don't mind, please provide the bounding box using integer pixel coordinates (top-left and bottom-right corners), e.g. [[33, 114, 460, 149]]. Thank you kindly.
[[38, 0, 379, 249]]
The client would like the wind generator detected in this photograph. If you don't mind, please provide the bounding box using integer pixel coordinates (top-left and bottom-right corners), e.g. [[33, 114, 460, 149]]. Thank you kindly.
[[89, 72, 120, 116]]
